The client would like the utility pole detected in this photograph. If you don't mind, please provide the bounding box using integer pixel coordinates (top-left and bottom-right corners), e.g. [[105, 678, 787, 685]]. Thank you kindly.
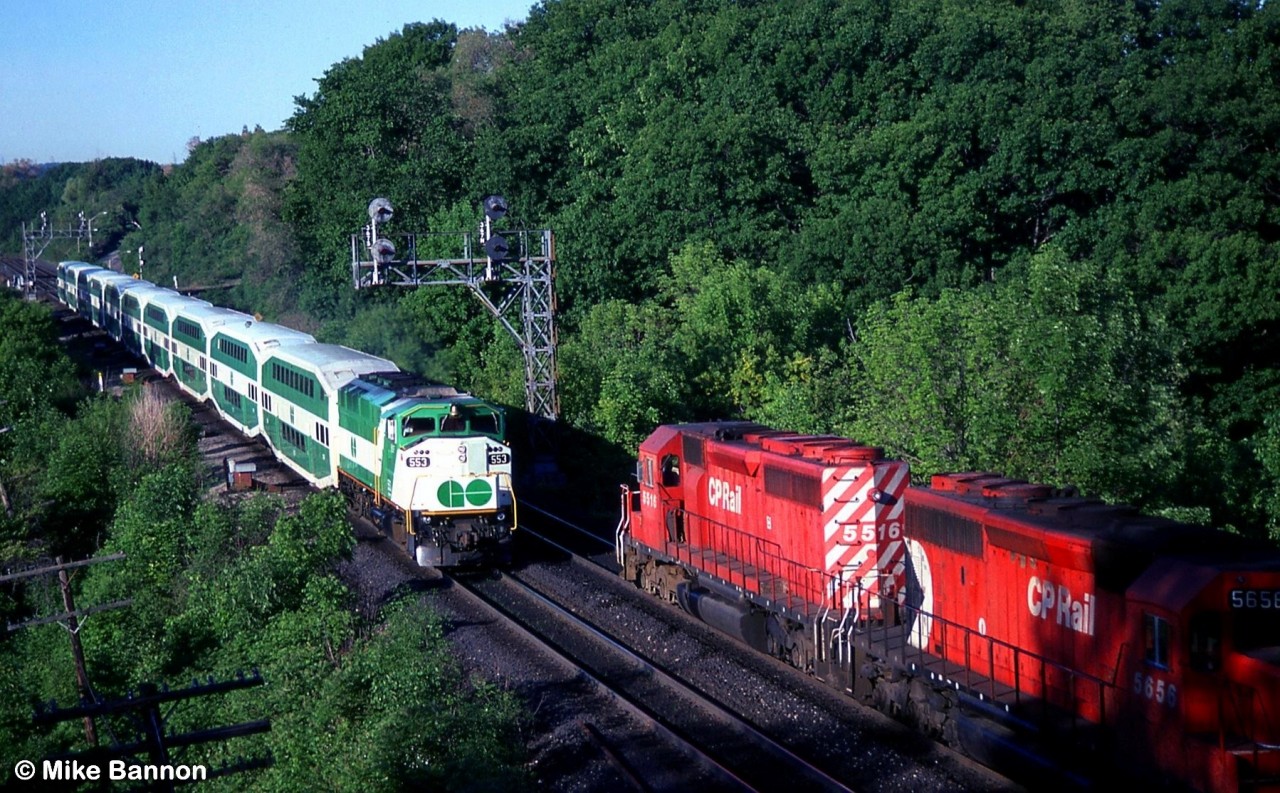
[[59, 561, 97, 745], [35, 673, 272, 791], [2, 553, 130, 745]]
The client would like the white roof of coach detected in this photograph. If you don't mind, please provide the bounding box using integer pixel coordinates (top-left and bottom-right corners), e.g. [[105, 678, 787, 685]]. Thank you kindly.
[[127, 284, 187, 311], [216, 317, 317, 353], [141, 288, 211, 317], [64, 262, 106, 281], [270, 343, 397, 392], [174, 302, 253, 329], [59, 260, 94, 275], [87, 271, 140, 292]]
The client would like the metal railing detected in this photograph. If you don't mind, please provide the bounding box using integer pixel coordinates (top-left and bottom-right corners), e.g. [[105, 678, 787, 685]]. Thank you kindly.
[[673, 504, 831, 618], [845, 580, 1117, 731], [616, 491, 1119, 731]]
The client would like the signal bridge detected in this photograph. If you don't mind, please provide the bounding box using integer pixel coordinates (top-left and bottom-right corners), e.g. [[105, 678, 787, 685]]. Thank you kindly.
[[21, 210, 106, 301], [350, 196, 558, 424]]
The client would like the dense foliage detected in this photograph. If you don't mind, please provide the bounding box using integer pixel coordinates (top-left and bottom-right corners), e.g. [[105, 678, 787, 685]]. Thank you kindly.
[[1, 2, 1277, 524]]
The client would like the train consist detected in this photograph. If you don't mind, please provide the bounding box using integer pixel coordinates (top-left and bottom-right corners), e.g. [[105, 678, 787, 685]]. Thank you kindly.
[[617, 421, 1280, 792], [56, 261, 517, 566]]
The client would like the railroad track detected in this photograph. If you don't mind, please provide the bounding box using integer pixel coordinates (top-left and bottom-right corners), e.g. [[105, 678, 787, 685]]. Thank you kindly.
[[511, 503, 1022, 792], [0, 255, 58, 300], [457, 568, 853, 792]]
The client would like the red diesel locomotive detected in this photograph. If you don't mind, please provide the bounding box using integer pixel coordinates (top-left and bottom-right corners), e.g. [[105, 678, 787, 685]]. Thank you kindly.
[[616, 421, 1280, 792]]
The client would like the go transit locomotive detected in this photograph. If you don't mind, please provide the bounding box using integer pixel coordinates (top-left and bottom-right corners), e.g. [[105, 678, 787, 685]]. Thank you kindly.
[[617, 421, 1280, 793], [56, 261, 516, 566]]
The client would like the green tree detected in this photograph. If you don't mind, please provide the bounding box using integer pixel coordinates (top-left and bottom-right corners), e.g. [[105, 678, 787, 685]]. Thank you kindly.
[[558, 297, 687, 451], [38, 396, 128, 556], [1252, 412, 1280, 540], [285, 21, 470, 316], [846, 246, 1185, 506], [0, 294, 83, 558]]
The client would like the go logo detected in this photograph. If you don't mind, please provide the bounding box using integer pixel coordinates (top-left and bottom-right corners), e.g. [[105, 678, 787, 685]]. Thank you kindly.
[[437, 479, 493, 508]]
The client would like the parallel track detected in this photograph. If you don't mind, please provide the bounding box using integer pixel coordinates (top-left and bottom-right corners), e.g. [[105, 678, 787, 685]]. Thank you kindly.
[[512, 502, 1022, 792], [456, 568, 853, 792], [0, 255, 58, 300]]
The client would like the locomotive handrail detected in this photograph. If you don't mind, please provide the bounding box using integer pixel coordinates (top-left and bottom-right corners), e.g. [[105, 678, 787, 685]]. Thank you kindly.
[[840, 574, 1115, 727], [616, 485, 633, 566], [639, 503, 1117, 728], [495, 471, 519, 533]]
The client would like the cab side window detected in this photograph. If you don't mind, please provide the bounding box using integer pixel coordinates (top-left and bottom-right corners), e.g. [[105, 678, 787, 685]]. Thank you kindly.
[[660, 454, 680, 487], [1144, 613, 1172, 669], [1189, 613, 1221, 672]]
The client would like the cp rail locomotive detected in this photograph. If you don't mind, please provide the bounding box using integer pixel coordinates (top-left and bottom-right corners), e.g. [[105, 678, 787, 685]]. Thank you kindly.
[[617, 421, 1280, 793], [56, 260, 516, 566]]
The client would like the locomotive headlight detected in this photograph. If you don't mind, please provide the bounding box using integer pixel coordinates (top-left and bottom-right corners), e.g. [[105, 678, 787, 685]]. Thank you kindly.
[[497, 511, 507, 523]]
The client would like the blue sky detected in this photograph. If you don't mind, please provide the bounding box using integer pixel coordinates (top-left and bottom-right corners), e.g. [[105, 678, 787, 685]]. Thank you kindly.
[[0, 0, 535, 165]]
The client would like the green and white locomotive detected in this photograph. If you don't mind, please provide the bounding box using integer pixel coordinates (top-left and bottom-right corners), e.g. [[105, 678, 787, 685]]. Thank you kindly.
[[56, 261, 517, 566]]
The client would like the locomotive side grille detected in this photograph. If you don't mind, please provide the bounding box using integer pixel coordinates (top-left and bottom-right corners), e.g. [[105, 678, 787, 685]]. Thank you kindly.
[[707, 450, 749, 475], [683, 435, 704, 467], [763, 465, 821, 505], [907, 503, 983, 557]]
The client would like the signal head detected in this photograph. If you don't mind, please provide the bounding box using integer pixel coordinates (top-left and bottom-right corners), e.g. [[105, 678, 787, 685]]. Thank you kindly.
[[367, 197, 394, 225], [484, 233, 510, 262], [372, 238, 397, 264], [483, 195, 508, 221]]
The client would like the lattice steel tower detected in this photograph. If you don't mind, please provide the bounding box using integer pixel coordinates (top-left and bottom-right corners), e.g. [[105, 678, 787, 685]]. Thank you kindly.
[[350, 197, 559, 421], [20, 211, 104, 299]]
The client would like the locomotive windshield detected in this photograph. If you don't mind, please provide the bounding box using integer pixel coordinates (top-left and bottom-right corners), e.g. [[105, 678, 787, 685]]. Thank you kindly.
[[469, 409, 499, 435], [403, 415, 436, 437], [397, 404, 503, 441], [440, 405, 500, 436]]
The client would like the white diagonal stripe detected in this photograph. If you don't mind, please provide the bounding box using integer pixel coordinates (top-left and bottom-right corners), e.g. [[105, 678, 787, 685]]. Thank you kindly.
[[828, 542, 870, 573]]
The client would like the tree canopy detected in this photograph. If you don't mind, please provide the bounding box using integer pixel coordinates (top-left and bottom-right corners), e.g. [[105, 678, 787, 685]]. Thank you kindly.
[[2, 0, 1277, 531]]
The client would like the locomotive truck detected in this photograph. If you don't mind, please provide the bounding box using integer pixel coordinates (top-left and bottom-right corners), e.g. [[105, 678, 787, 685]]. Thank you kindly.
[[57, 261, 517, 566], [618, 421, 1280, 792]]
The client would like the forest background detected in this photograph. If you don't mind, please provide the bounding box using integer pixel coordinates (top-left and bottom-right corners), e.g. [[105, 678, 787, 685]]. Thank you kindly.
[[6, 0, 1278, 532], [0, 0, 1277, 783]]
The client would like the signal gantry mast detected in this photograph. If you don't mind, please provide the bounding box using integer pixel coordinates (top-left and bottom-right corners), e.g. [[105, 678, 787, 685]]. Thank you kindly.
[[349, 197, 559, 423]]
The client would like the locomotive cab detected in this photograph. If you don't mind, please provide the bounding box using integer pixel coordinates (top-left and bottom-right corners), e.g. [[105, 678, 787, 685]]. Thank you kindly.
[[383, 400, 515, 567], [338, 372, 517, 568], [1122, 558, 1280, 792], [635, 426, 688, 547]]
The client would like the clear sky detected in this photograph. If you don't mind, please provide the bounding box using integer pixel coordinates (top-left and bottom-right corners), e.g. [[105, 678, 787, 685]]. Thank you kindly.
[[0, 0, 535, 165]]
